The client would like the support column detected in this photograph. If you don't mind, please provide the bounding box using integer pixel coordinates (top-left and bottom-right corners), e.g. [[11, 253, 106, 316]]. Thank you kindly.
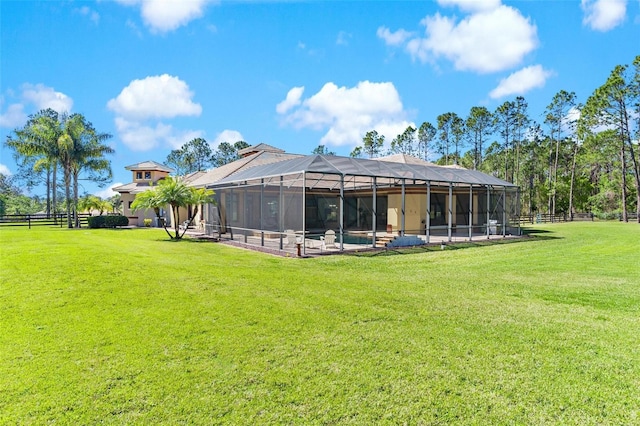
[[339, 175, 344, 251], [302, 173, 306, 255], [401, 179, 406, 236], [448, 183, 453, 242], [486, 185, 491, 239], [279, 176, 284, 250], [426, 181, 431, 244], [469, 185, 473, 241], [260, 179, 264, 246], [372, 177, 377, 248], [503, 187, 507, 237]]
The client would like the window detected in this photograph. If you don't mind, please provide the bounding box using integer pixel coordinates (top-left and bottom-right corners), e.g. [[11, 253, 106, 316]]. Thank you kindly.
[[144, 171, 151, 179], [136, 171, 142, 179]]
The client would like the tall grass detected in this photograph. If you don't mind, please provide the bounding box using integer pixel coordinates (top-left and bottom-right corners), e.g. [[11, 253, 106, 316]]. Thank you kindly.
[[1, 222, 639, 424]]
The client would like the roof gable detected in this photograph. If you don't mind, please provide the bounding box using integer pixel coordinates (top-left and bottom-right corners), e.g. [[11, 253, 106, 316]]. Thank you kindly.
[[125, 160, 174, 173]]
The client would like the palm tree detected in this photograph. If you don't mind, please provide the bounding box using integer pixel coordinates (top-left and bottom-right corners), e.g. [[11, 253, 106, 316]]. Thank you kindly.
[[5, 109, 62, 219], [59, 114, 114, 227], [131, 177, 215, 239]]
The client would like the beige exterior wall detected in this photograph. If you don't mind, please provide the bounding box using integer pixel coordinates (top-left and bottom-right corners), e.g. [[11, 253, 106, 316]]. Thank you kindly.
[[387, 193, 428, 233]]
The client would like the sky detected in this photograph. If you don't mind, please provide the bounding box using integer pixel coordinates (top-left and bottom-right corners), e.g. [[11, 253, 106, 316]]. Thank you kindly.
[[1, 0, 639, 198]]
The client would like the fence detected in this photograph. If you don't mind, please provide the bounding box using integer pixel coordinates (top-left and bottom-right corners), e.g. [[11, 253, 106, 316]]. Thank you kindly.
[[0, 213, 91, 228], [518, 213, 594, 224]]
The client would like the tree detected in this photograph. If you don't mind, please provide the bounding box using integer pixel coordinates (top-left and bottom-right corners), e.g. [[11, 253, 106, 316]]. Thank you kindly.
[[465, 107, 493, 170], [211, 141, 250, 167], [494, 101, 517, 181], [312, 145, 336, 155], [436, 112, 460, 165], [165, 137, 213, 175], [0, 173, 45, 215], [78, 195, 111, 215], [350, 146, 364, 158], [58, 114, 113, 228], [417, 121, 436, 161], [390, 126, 416, 155], [581, 57, 640, 222], [359, 130, 385, 158], [5, 109, 62, 218], [131, 176, 216, 240], [545, 90, 577, 217], [513, 96, 530, 186]]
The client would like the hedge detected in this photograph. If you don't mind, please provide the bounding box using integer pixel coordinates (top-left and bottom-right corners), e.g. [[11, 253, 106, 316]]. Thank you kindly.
[[87, 215, 129, 228]]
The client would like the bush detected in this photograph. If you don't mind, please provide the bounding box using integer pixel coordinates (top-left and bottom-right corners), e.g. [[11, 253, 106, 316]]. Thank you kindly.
[[105, 215, 129, 228], [87, 215, 128, 228], [143, 218, 152, 227]]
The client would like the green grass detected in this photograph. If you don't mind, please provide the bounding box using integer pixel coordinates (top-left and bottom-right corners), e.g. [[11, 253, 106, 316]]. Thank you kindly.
[[1, 222, 639, 424]]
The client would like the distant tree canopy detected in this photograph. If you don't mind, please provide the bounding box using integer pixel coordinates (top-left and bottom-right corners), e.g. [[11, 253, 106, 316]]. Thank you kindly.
[[312, 145, 336, 156], [351, 55, 639, 221], [165, 139, 250, 173]]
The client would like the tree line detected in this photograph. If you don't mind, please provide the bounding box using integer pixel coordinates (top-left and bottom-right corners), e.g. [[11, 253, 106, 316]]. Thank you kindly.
[[5, 109, 113, 227], [164, 139, 250, 175], [347, 56, 640, 222]]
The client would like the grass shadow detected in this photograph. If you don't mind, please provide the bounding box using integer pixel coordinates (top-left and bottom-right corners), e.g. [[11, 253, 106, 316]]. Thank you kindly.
[[350, 234, 561, 258]]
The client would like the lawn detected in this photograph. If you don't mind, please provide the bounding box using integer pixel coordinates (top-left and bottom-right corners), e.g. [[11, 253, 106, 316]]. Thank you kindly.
[[1, 222, 639, 424]]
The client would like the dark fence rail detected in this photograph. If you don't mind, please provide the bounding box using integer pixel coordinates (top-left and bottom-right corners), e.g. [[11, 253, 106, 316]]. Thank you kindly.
[[0, 213, 91, 228], [518, 213, 594, 224]]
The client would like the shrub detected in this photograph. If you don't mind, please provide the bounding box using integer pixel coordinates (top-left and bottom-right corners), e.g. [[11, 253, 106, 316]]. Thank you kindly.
[[105, 215, 129, 228], [143, 218, 152, 227], [87, 216, 105, 228], [87, 215, 128, 228]]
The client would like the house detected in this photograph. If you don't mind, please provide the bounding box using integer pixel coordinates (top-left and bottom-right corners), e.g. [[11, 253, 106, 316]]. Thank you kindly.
[[201, 152, 520, 254], [113, 144, 301, 228], [114, 145, 520, 254], [113, 161, 175, 227]]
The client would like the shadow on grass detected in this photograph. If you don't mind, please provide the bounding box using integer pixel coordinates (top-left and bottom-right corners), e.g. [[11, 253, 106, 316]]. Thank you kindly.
[[521, 227, 556, 235], [350, 234, 561, 257]]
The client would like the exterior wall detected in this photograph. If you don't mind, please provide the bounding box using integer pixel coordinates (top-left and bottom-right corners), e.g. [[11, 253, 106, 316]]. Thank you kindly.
[[131, 169, 169, 183]]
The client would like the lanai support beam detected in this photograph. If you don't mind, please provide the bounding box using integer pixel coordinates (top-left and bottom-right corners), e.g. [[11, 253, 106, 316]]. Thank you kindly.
[[426, 181, 431, 244], [339, 174, 344, 251], [469, 185, 473, 241], [302, 172, 306, 255], [260, 178, 264, 247], [486, 185, 491, 239], [401, 179, 406, 236], [503, 187, 507, 237], [448, 182, 453, 242], [372, 177, 377, 248]]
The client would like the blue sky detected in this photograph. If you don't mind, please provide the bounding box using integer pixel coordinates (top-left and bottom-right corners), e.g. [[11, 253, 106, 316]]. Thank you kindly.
[[1, 0, 639, 197]]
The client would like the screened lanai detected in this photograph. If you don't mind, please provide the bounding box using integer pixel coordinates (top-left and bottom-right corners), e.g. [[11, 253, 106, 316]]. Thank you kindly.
[[202, 155, 520, 254]]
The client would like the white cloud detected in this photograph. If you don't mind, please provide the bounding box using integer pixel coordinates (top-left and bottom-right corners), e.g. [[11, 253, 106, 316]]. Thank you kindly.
[[0, 102, 27, 128], [22, 83, 73, 113], [489, 65, 553, 99], [277, 81, 413, 147], [336, 30, 352, 46], [386, 4, 538, 74], [94, 183, 122, 199], [107, 74, 202, 120], [76, 6, 100, 24], [116, 0, 211, 33], [581, 0, 627, 31], [437, 0, 501, 13], [377, 26, 413, 46], [276, 86, 305, 114], [213, 130, 244, 146], [0, 84, 73, 129], [108, 75, 204, 151], [0, 163, 12, 176]]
